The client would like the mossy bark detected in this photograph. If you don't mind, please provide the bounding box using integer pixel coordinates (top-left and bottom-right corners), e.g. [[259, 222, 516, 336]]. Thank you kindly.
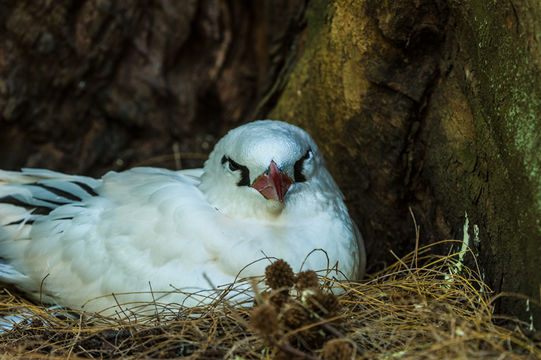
[[265, 0, 448, 270], [427, 0, 541, 326], [264, 0, 541, 326]]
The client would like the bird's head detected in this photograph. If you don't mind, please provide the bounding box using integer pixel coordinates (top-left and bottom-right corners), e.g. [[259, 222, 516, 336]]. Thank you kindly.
[[199, 120, 334, 219]]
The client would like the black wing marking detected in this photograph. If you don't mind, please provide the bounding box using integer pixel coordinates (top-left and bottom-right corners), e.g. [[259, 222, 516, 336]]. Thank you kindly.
[[5, 219, 35, 226], [72, 181, 99, 197], [0, 179, 98, 226], [31, 183, 82, 202], [0, 195, 55, 216]]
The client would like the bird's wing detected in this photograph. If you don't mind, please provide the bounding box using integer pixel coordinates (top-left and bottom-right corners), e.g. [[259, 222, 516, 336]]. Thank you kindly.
[[176, 168, 204, 179], [0, 165, 359, 312], [0, 167, 229, 308], [0, 168, 101, 296], [0, 168, 100, 238]]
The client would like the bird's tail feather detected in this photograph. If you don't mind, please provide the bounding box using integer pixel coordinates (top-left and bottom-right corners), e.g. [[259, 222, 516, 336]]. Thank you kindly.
[[0, 169, 100, 264], [0, 168, 100, 226]]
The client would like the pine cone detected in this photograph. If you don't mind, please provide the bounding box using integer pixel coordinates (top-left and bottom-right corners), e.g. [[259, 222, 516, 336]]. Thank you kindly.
[[265, 259, 295, 290], [322, 339, 352, 360], [262, 289, 290, 309], [281, 302, 309, 329], [250, 304, 279, 337], [299, 326, 326, 349], [295, 270, 319, 290], [304, 289, 341, 316]]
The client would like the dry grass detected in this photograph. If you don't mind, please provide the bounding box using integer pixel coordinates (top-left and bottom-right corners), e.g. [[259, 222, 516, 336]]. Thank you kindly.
[[0, 240, 539, 359]]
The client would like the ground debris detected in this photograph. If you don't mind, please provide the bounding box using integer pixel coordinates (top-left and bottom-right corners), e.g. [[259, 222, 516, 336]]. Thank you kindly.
[[0, 241, 539, 359]]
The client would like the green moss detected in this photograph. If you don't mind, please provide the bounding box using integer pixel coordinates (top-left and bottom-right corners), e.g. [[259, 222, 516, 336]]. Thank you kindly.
[[449, 0, 541, 325], [270, 0, 373, 156], [464, 0, 541, 218]]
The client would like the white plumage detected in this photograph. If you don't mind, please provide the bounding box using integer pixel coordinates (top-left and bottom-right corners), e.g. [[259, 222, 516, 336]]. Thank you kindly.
[[0, 120, 365, 316]]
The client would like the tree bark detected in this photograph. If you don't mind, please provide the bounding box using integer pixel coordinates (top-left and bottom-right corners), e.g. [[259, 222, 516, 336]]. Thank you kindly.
[[260, 0, 541, 327], [0, 0, 306, 174], [263, 0, 449, 271], [424, 0, 541, 327]]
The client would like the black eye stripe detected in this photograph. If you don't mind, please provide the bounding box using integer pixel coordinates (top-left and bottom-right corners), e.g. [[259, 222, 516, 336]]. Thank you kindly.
[[228, 159, 242, 171], [222, 155, 251, 187], [294, 149, 312, 183]]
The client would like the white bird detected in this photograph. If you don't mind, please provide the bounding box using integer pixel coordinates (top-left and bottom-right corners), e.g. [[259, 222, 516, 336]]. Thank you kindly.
[[0, 120, 365, 316]]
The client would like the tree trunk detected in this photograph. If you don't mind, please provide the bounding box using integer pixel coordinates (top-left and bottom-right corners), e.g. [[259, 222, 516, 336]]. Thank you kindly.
[[1, 0, 540, 328], [425, 0, 541, 327], [259, 0, 541, 327], [263, 0, 449, 270]]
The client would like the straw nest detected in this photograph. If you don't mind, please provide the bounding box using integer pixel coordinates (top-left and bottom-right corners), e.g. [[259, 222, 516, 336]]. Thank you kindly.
[[0, 240, 539, 359]]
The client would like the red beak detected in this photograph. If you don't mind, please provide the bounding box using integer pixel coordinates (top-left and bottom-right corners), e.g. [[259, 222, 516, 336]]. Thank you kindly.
[[251, 161, 293, 202]]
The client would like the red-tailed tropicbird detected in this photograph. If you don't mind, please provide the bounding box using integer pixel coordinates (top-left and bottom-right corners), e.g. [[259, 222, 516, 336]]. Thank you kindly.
[[0, 120, 365, 316]]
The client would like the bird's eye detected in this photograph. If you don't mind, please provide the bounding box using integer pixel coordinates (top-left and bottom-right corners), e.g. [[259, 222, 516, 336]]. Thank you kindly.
[[228, 159, 242, 172], [221, 155, 251, 186], [221, 155, 242, 172]]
